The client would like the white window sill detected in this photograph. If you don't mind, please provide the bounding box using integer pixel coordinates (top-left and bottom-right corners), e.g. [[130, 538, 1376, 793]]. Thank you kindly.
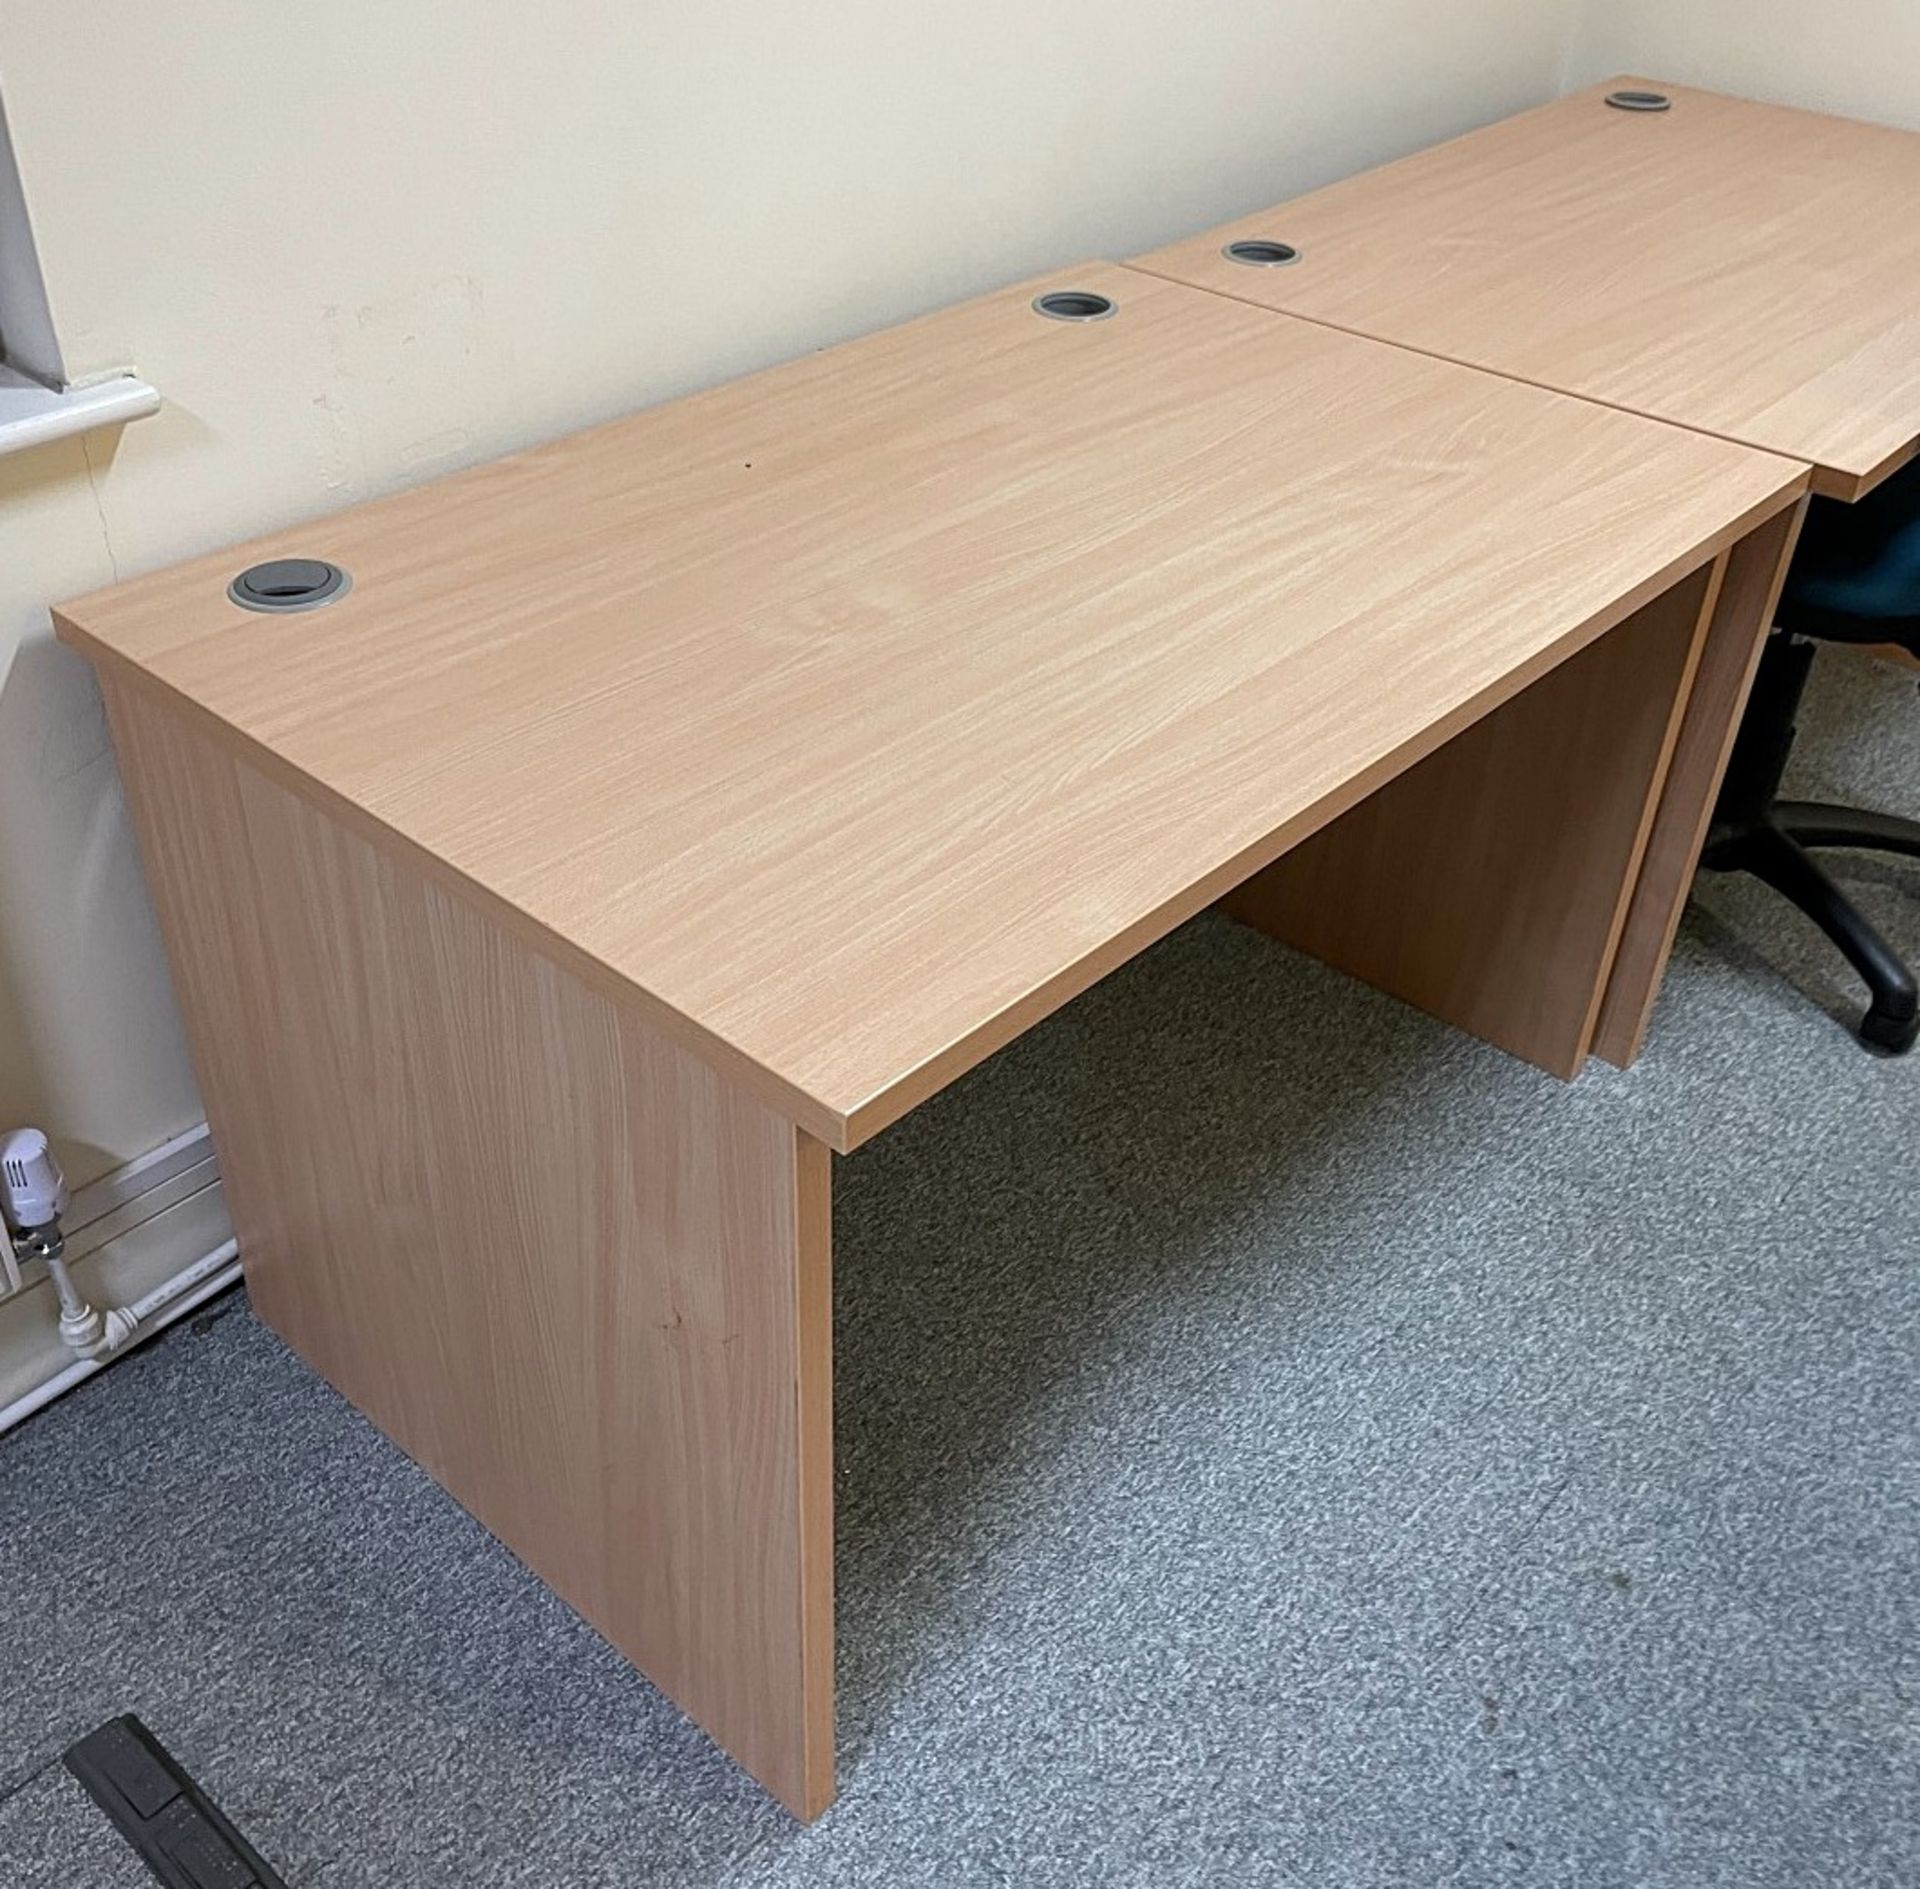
[[0, 363, 159, 459]]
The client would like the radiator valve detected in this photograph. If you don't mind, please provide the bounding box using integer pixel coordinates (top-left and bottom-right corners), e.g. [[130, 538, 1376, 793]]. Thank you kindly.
[[2, 1127, 136, 1359]]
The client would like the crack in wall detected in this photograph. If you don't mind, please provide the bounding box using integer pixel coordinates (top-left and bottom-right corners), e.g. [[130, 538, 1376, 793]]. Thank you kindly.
[[76, 432, 119, 584]]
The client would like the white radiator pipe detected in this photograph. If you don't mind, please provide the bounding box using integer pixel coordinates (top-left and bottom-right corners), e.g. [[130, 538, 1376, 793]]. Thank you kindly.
[[0, 1238, 241, 1436]]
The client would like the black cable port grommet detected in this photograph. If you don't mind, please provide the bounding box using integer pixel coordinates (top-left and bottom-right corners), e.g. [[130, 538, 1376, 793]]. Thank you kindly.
[[1223, 239, 1301, 267], [1605, 89, 1671, 111], [228, 558, 352, 613], [1032, 290, 1117, 323]]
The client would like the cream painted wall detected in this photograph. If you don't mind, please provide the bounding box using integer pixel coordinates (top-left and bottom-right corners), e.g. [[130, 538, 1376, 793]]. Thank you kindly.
[[1567, 0, 1920, 129], [0, 1, 1586, 1184]]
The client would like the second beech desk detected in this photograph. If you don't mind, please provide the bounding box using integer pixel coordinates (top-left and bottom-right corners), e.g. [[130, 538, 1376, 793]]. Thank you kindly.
[[1137, 77, 1920, 502], [54, 265, 1806, 1814]]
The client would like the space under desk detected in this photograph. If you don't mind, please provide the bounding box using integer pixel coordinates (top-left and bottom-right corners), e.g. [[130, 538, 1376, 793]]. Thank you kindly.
[[55, 264, 1806, 1815]]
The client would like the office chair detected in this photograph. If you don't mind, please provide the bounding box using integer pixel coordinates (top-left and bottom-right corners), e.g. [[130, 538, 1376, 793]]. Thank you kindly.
[[1700, 452, 1920, 1052]]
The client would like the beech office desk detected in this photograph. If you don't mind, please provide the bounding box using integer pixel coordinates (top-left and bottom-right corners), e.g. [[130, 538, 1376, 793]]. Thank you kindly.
[[57, 264, 1805, 1815]]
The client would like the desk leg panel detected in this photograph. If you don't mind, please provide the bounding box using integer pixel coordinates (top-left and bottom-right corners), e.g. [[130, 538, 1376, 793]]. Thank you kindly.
[[1221, 562, 1722, 1078], [100, 678, 835, 1819], [1591, 502, 1808, 1067]]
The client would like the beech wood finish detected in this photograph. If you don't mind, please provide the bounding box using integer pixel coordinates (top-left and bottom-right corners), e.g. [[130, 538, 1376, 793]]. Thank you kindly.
[[57, 267, 1803, 1153], [1591, 500, 1809, 1065], [1225, 558, 1724, 1077], [1134, 79, 1920, 500], [101, 677, 836, 1819], [58, 266, 1810, 1819]]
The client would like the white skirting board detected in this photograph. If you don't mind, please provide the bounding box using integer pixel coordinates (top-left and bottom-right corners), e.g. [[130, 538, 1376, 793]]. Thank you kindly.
[[0, 1124, 237, 1433]]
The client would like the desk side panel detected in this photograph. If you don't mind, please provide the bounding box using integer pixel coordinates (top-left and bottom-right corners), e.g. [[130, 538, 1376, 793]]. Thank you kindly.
[[1592, 501, 1807, 1066], [99, 675, 835, 1819], [1222, 559, 1721, 1077]]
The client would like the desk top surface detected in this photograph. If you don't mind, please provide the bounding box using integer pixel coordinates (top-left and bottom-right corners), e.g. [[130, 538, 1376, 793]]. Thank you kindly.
[[58, 264, 1803, 1149], [1136, 78, 1920, 499]]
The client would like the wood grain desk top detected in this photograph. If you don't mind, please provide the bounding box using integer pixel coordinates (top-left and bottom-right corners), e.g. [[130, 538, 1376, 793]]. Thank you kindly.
[[55, 263, 1805, 1151], [1135, 78, 1920, 500]]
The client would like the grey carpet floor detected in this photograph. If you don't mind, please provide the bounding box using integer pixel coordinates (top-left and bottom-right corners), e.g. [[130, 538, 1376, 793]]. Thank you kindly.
[[1, 646, 1915, 1888]]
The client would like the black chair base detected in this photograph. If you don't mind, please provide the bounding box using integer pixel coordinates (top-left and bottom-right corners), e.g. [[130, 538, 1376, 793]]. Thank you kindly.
[[1700, 628, 1920, 1053], [1701, 804, 1920, 1052]]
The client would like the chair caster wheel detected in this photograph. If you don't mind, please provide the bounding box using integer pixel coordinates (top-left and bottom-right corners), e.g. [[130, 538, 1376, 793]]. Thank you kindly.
[[1859, 1006, 1919, 1054]]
